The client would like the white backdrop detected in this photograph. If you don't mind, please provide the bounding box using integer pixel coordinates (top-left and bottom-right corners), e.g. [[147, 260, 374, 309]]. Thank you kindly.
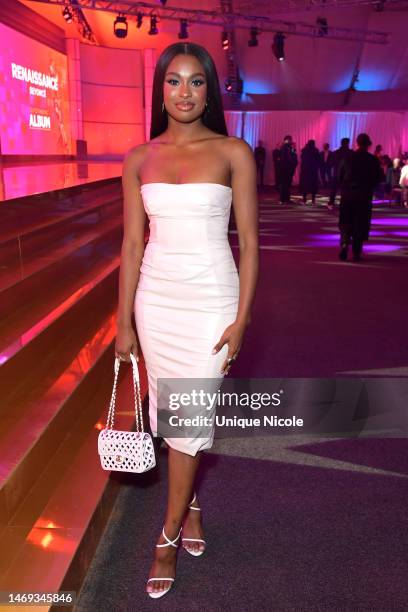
[[225, 110, 408, 185]]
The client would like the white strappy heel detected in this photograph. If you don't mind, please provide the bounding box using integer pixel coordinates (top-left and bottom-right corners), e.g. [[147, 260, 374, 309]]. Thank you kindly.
[[146, 526, 181, 599], [181, 492, 206, 557]]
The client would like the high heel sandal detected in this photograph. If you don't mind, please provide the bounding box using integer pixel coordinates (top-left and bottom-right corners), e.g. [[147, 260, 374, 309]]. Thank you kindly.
[[181, 492, 206, 557], [146, 526, 181, 599]]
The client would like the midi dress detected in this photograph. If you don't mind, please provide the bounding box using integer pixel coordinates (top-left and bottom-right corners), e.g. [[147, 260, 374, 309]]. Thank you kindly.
[[134, 182, 239, 456]]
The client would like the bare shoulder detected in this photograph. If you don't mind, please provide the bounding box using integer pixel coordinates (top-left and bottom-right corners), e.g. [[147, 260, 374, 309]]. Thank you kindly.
[[123, 142, 149, 171], [223, 137, 256, 174], [224, 136, 255, 160], [209, 134, 254, 163]]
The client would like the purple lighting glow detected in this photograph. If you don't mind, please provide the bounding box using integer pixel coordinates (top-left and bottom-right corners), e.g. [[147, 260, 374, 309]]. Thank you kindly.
[[309, 234, 339, 241], [364, 244, 401, 253], [371, 218, 408, 227], [308, 230, 385, 242]]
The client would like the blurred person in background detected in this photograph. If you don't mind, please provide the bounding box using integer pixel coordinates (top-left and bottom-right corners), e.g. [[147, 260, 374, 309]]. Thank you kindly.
[[272, 142, 281, 190], [319, 143, 334, 188], [279, 135, 298, 204], [399, 157, 408, 208], [385, 158, 401, 199], [329, 138, 352, 209], [299, 139, 320, 205], [254, 139, 266, 189], [338, 133, 384, 262]]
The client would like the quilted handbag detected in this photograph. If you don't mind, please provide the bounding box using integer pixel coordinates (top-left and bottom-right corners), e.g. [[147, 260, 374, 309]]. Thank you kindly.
[[98, 352, 156, 473]]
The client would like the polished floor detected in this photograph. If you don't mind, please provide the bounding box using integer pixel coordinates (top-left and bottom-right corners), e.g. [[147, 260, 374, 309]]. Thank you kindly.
[[0, 161, 122, 201]]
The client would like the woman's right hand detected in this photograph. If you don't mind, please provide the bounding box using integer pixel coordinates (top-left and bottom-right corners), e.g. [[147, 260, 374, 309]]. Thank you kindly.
[[115, 323, 139, 363]]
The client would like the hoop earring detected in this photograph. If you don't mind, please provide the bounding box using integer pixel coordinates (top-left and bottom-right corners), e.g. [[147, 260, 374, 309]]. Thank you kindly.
[[162, 101, 165, 112]]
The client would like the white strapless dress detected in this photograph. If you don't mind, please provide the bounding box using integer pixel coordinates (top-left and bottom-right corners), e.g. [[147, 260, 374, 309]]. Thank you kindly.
[[134, 182, 239, 456]]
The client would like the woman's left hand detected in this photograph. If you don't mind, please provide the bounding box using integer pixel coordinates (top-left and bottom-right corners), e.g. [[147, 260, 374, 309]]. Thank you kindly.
[[212, 321, 247, 375]]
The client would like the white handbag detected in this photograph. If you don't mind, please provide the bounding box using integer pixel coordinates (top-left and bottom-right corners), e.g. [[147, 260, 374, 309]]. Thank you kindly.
[[98, 352, 156, 473]]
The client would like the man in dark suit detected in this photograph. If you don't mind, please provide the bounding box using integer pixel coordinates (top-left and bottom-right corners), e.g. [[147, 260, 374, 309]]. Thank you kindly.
[[329, 138, 353, 209], [254, 140, 266, 188], [338, 133, 384, 261], [272, 143, 281, 190], [320, 143, 334, 188], [279, 135, 298, 204]]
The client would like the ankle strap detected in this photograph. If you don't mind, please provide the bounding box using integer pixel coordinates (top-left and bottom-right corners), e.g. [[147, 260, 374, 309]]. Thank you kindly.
[[156, 526, 182, 548], [188, 491, 201, 511]]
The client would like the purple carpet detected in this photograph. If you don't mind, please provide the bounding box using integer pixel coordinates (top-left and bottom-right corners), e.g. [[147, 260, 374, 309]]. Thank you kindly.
[[77, 443, 408, 610], [231, 193, 408, 378]]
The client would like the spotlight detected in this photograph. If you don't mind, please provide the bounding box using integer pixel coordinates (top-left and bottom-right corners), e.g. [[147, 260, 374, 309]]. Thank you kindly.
[[225, 79, 233, 92], [114, 14, 128, 38], [62, 6, 73, 24], [178, 19, 188, 40], [148, 15, 158, 35], [248, 27, 258, 47], [136, 12, 143, 28], [316, 17, 328, 36], [272, 33, 285, 62], [221, 31, 229, 50]]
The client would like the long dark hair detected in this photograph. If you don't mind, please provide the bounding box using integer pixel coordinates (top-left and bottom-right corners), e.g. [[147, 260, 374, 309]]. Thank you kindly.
[[150, 42, 228, 140]]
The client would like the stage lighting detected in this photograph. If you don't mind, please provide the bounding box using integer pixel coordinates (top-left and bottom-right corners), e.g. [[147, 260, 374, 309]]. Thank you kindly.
[[178, 19, 189, 40], [248, 28, 258, 47], [114, 14, 128, 38], [272, 33, 285, 61], [82, 27, 92, 41], [225, 79, 233, 92], [136, 12, 143, 28], [316, 17, 328, 36], [221, 31, 229, 50], [62, 6, 73, 24], [148, 15, 158, 35]]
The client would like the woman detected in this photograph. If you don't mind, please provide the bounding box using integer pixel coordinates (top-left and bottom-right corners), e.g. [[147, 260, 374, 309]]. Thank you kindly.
[[299, 139, 320, 205], [115, 42, 258, 599]]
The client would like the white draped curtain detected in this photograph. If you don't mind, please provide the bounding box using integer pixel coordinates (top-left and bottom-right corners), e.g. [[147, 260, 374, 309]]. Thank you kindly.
[[225, 110, 408, 185], [224, 111, 243, 140]]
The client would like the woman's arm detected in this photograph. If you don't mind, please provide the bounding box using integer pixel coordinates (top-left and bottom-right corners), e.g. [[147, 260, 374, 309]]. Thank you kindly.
[[212, 137, 259, 374], [230, 137, 259, 328], [115, 146, 147, 360]]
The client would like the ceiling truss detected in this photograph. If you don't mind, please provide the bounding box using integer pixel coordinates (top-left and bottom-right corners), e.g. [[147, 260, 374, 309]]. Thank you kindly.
[[28, 0, 390, 44], [235, 0, 408, 15]]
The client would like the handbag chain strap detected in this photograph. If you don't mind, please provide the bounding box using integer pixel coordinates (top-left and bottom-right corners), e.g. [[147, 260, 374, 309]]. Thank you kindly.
[[106, 353, 144, 433]]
